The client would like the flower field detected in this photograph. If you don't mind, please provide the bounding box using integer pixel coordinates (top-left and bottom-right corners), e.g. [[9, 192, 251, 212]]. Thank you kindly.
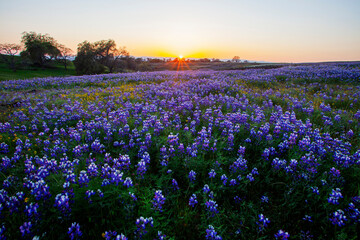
[[1, 63, 360, 239]]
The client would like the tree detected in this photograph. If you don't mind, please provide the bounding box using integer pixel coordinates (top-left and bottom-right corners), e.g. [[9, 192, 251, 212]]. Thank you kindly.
[[74, 39, 129, 74], [232, 56, 241, 63], [21, 32, 60, 67], [73, 41, 105, 75], [57, 44, 73, 70], [0, 43, 21, 72]]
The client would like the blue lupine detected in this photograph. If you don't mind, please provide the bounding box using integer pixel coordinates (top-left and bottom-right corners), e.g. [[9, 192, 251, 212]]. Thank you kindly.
[[205, 225, 222, 240], [205, 200, 219, 216], [274, 230, 290, 240], [330, 209, 347, 227], [68, 222, 82, 240], [220, 174, 227, 186], [189, 194, 198, 207], [328, 188, 343, 205], [257, 214, 270, 231], [152, 190, 166, 212], [203, 184, 210, 194], [123, 177, 133, 188], [189, 170, 196, 182], [209, 169, 216, 178], [20, 221, 32, 238], [135, 216, 153, 239]]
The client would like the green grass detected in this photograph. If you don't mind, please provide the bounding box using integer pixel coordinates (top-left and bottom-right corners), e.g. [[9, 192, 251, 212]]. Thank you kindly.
[[0, 61, 76, 81]]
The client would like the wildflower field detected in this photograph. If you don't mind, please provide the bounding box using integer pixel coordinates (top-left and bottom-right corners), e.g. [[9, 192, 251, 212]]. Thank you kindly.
[[1, 63, 360, 239]]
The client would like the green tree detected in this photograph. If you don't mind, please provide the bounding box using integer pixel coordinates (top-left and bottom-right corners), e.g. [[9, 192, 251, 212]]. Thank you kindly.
[[73, 41, 105, 75], [20, 32, 60, 67], [0, 43, 22, 72], [74, 39, 129, 74]]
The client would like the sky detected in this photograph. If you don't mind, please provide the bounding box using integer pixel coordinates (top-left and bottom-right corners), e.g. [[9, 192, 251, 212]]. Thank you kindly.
[[1, 0, 360, 62]]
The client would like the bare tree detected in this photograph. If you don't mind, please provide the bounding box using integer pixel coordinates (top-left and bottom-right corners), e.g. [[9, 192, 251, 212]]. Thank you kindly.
[[57, 44, 73, 70], [0, 43, 22, 72], [232, 56, 241, 63]]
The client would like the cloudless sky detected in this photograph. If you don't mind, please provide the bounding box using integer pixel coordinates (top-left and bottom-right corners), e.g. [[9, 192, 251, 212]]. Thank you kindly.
[[1, 0, 360, 62]]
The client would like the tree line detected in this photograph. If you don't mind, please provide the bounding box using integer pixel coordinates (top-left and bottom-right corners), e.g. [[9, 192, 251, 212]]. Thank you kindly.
[[0, 32, 147, 74]]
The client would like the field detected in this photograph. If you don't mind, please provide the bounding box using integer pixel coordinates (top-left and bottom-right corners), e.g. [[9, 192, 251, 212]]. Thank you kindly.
[[0, 59, 76, 81], [0, 63, 360, 239]]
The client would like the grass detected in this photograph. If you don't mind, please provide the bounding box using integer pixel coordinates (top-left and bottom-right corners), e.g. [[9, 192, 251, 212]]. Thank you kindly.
[[0, 60, 76, 81]]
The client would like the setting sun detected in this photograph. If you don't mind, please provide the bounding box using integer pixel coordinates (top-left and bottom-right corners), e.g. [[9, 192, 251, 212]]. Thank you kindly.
[[179, 55, 183, 59]]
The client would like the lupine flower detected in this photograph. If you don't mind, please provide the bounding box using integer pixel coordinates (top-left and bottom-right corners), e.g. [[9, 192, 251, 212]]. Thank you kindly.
[[189, 194, 198, 207], [205, 225, 222, 240], [123, 177, 133, 188], [220, 174, 227, 186], [152, 190, 165, 212], [189, 170, 196, 182], [274, 230, 290, 240], [135, 216, 153, 239], [209, 169, 216, 178], [330, 209, 347, 227], [205, 200, 219, 216], [68, 222, 82, 240], [256, 214, 270, 231], [328, 188, 343, 205], [172, 179, 179, 190], [20, 221, 32, 237], [203, 184, 210, 194]]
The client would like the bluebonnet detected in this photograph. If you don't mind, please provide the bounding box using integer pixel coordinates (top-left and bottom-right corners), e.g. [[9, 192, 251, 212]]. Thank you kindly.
[[203, 184, 210, 194], [20, 221, 32, 238], [172, 179, 179, 190], [205, 225, 222, 240], [123, 177, 133, 188], [330, 209, 347, 227], [135, 216, 153, 239], [189, 194, 198, 207], [152, 190, 165, 212], [205, 200, 219, 216], [209, 169, 216, 178], [189, 170, 196, 182], [274, 230, 290, 240], [328, 188, 343, 205], [220, 174, 227, 186], [256, 214, 270, 231], [68, 222, 82, 240]]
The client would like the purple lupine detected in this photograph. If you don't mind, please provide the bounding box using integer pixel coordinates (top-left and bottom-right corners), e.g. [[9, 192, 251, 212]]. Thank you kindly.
[[54, 192, 71, 215], [68, 222, 82, 240], [274, 230, 290, 240], [220, 174, 227, 186], [78, 170, 90, 187], [205, 200, 219, 216], [25, 202, 39, 219], [330, 209, 347, 227], [256, 214, 270, 231], [203, 184, 210, 194], [123, 177, 133, 188], [189, 170, 196, 182], [328, 188, 343, 205], [189, 194, 198, 207], [129, 192, 137, 201], [135, 216, 153, 239], [205, 225, 222, 240], [152, 190, 166, 212], [19, 221, 32, 238], [209, 169, 216, 178], [172, 179, 179, 190]]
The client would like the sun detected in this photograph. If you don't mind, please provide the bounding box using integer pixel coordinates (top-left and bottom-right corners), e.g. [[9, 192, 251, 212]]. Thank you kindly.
[[179, 55, 183, 59]]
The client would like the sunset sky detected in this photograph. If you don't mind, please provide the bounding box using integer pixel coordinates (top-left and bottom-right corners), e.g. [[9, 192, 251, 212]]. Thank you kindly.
[[1, 0, 359, 62]]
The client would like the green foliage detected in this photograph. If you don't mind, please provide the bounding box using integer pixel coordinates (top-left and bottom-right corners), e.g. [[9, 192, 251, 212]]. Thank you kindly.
[[21, 32, 61, 67]]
